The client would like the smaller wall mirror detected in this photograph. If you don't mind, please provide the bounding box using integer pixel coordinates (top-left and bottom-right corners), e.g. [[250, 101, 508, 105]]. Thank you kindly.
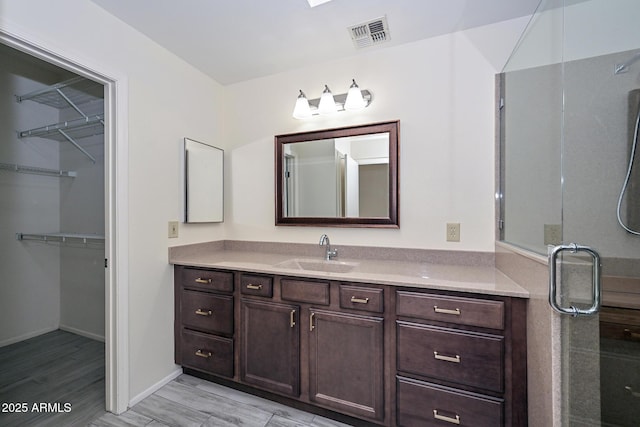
[[183, 138, 224, 223], [275, 120, 399, 228]]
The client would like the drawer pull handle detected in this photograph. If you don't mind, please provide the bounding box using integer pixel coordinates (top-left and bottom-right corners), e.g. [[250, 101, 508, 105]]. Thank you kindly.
[[195, 349, 212, 359], [310, 312, 316, 331], [195, 309, 212, 316], [434, 351, 461, 363], [625, 386, 640, 398], [195, 278, 212, 284], [290, 309, 296, 328], [433, 410, 460, 425], [624, 329, 640, 340], [434, 306, 461, 316], [351, 296, 369, 304], [246, 283, 263, 290]]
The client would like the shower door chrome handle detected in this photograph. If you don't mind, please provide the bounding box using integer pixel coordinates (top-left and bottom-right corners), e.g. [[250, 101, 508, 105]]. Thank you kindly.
[[548, 243, 602, 317]]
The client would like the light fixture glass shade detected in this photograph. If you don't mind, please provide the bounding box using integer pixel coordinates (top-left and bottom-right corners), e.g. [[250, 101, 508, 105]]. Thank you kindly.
[[318, 85, 337, 115], [344, 79, 366, 111], [292, 90, 312, 119]]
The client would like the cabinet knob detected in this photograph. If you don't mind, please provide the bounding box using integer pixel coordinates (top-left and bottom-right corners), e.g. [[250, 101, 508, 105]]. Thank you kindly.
[[309, 312, 316, 331], [290, 309, 296, 328], [433, 409, 460, 425], [195, 278, 212, 284], [246, 283, 263, 290], [350, 296, 369, 304], [195, 309, 213, 317]]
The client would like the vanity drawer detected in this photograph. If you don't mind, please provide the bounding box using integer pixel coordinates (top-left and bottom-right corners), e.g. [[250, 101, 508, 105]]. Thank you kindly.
[[396, 291, 504, 330], [397, 376, 503, 427], [181, 329, 233, 378], [339, 285, 383, 313], [181, 268, 234, 293], [182, 290, 233, 335], [240, 274, 273, 297], [281, 279, 330, 305], [397, 321, 504, 392]]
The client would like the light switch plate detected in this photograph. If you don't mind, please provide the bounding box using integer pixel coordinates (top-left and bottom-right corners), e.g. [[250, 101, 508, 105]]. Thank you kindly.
[[168, 221, 179, 238]]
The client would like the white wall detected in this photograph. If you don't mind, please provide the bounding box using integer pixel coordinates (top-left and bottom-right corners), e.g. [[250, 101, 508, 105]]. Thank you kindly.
[[0, 0, 230, 402], [505, 0, 640, 72], [225, 20, 524, 251]]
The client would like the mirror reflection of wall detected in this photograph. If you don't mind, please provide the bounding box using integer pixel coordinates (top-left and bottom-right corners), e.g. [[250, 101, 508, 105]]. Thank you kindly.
[[283, 133, 389, 218], [183, 138, 224, 223]]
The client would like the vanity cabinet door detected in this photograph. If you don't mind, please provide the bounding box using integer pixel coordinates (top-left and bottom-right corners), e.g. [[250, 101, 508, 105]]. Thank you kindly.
[[308, 308, 384, 422], [240, 299, 300, 397]]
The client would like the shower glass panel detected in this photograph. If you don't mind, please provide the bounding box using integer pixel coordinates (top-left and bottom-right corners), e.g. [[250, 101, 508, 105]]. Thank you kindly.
[[501, 0, 640, 425]]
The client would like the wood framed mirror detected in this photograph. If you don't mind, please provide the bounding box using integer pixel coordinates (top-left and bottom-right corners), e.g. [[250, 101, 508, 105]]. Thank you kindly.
[[275, 120, 399, 228]]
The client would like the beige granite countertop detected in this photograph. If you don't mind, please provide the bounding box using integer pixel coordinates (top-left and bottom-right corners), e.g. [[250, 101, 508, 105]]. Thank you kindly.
[[169, 240, 529, 298]]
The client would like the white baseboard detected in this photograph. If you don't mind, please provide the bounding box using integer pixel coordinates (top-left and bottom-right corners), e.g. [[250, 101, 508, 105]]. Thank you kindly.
[[128, 367, 183, 408], [0, 326, 59, 348], [59, 324, 105, 342]]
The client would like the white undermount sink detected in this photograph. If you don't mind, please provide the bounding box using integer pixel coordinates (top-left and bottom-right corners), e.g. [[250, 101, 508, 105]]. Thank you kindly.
[[275, 258, 359, 273]]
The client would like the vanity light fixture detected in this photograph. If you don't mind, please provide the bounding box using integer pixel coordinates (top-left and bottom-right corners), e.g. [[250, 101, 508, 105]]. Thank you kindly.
[[292, 79, 372, 119], [344, 79, 366, 111], [318, 85, 337, 115], [292, 90, 312, 119]]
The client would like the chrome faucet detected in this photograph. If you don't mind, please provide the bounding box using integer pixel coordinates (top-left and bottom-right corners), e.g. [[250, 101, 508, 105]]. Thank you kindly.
[[319, 234, 338, 260]]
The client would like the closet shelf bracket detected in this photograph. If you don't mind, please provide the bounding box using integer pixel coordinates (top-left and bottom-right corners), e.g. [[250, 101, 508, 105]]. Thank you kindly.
[[57, 129, 96, 164], [16, 232, 105, 244], [0, 162, 76, 178]]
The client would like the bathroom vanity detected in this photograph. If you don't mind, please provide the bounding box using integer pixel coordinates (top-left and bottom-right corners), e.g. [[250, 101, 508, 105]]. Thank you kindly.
[[170, 241, 528, 426]]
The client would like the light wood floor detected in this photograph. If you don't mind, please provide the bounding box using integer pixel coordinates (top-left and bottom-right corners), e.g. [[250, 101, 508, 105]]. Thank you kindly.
[[1, 330, 353, 426], [90, 374, 354, 427]]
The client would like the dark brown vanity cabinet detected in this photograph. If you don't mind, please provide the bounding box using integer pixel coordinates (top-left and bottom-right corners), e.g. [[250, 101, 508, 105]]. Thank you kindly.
[[240, 299, 300, 396], [395, 291, 527, 427], [240, 274, 386, 423], [174, 266, 235, 378], [174, 265, 527, 427], [309, 308, 385, 422]]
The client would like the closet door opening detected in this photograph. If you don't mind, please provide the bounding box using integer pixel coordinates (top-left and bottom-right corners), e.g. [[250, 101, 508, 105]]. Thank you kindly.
[[0, 42, 108, 425]]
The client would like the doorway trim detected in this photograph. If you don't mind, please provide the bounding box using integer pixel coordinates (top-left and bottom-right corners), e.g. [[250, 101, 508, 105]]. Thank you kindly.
[[0, 28, 130, 413]]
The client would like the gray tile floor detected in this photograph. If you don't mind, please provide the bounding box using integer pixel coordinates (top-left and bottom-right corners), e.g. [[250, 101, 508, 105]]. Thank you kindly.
[[90, 374, 354, 427]]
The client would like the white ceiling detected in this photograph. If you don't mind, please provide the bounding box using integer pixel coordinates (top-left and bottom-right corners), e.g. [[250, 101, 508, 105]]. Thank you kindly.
[[91, 0, 543, 85]]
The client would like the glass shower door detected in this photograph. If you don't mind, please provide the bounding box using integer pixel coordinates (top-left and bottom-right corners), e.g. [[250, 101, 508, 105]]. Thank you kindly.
[[501, 0, 640, 425], [558, 1, 640, 423]]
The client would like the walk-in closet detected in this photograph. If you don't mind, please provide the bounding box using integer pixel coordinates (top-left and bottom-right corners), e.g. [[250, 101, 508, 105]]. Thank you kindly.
[[0, 43, 106, 425]]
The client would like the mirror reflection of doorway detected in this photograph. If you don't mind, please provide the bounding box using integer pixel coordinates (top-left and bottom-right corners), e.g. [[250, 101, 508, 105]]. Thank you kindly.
[[284, 153, 296, 217]]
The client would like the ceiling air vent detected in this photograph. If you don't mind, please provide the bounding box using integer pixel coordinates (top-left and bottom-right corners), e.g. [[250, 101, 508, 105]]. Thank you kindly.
[[348, 16, 390, 49]]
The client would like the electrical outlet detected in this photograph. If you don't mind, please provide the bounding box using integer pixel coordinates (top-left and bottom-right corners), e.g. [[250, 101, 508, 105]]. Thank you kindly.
[[168, 221, 179, 238], [544, 224, 562, 246], [446, 223, 460, 242]]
